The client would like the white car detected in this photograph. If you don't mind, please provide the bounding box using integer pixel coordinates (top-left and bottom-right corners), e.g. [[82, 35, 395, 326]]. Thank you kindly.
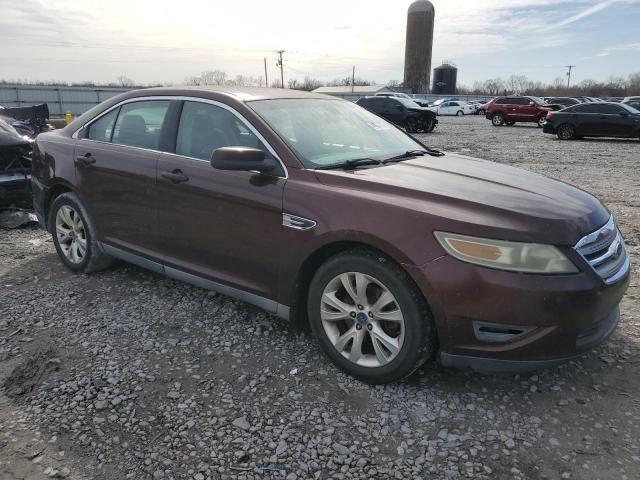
[[433, 100, 475, 116]]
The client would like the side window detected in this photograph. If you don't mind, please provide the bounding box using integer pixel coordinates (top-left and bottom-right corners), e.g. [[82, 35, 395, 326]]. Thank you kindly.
[[387, 99, 402, 110], [440, 102, 449, 108], [87, 108, 119, 142], [596, 104, 622, 114], [111, 100, 170, 150], [449, 102, 459, 107], [575, 105, 598, 114], [369, 98, 386, 111], [176, 101, 264, 161]]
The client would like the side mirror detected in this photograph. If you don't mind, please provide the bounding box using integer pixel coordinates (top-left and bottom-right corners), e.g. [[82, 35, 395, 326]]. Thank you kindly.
[[211, 147, 277, 174], [529, 102, 535, 106]]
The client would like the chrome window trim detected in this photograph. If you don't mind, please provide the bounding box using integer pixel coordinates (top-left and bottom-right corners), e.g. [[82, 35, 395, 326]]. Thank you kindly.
[[71, 95, 288, 179]]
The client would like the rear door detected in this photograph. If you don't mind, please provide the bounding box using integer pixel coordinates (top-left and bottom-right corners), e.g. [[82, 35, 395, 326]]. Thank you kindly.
[[74, 99, 171, 257], [154, 99, 287, 302]]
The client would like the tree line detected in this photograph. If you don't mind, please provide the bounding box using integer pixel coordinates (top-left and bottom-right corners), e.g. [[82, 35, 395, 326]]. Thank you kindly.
[[2, 71, 639, 97]]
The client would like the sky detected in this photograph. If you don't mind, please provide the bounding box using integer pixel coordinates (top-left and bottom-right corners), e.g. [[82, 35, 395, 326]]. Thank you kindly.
[[0, 0, 639, 87]]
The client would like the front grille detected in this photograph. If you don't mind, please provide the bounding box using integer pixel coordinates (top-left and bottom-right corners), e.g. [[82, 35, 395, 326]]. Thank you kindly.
[[575, 217, 629, 284]]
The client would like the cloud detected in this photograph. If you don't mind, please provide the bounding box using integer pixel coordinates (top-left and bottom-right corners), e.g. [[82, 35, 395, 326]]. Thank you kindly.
[[596, 42, 640, 57], [547, 0, 619, 29]]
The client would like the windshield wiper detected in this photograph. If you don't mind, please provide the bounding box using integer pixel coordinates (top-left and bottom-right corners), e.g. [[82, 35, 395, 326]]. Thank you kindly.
[[315, 158, 382, 170], [383, 148, 444, 164]]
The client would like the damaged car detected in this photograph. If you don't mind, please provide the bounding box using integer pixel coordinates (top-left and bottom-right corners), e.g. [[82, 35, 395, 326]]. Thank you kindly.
[[0, 118, 32, 208], [356, 96, 437, 133]]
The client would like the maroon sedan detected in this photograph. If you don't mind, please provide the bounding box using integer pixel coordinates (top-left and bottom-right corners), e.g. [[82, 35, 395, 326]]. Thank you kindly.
[[31, 87, 630, 383]]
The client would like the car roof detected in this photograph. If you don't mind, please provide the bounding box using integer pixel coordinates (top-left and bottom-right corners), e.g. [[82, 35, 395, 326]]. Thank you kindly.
[[135, 86, 333, 102]]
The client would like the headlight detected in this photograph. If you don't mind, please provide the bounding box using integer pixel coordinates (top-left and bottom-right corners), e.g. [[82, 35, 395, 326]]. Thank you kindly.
[[434, 231, 578, 274]]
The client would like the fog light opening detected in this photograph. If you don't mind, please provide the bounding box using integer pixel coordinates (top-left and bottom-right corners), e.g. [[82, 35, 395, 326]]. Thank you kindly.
[[473, 322, 534, 343]]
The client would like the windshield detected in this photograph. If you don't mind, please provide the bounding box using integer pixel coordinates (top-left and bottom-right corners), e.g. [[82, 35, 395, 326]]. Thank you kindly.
[[529, 97, 545, 105], [249, 99, 426, 168]]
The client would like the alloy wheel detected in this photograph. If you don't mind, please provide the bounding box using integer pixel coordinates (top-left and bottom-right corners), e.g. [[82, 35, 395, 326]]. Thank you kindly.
[[492, 114, 504, 126], [55, 205, 87, 264], [320, 272, 405, 368], [537, 116, 547, 128]]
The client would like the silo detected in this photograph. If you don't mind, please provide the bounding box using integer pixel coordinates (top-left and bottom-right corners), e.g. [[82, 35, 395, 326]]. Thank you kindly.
[[432, 63, 458, 95], [403, 0, 435, 94]]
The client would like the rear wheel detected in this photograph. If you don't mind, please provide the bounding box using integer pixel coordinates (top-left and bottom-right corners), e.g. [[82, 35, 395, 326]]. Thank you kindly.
[[308, 249, 435, 384], [405, 117, 418, 133], [491, 113, 505, 126], [456, 110, 463, 116], [537, 116, 547, 128], [49, 192, 113, 273], [557, 124, 575, 140]]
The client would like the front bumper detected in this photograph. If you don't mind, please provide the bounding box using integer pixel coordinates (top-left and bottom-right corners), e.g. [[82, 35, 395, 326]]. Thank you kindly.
[[405, 252, 630, 373], [543, 123, 557, 134], [439, 306, 619, 372]]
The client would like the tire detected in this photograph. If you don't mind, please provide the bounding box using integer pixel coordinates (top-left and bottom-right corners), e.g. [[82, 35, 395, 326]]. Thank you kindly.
[[478, 109, 485, 116], [537, 116, 547, 128], [405, 117, 418, 133], [456, 110, 463, 116], [491, 113, 505, 126], [49, 192, 113, 273], [557, 124, 575, 140], [426, 118, 436, 133], [308, 248, 436, 384], [505, 121, 515, 126]]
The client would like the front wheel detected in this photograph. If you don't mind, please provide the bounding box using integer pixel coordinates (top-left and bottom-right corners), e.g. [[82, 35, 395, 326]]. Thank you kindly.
[[537, 116, 547, 128], [425, 118, 436, 133], [405, 117, 418, 133], [49, 192, 113, 273], [491, 113, 505, 126], [308, 249, 435, 384]]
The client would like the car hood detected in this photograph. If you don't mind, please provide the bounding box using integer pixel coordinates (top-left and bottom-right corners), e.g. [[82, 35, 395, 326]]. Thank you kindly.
[[314, 153, 609, 246]]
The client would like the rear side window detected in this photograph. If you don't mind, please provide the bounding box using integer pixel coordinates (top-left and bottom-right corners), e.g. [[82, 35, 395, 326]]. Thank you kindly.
[[87, 109, 119, 142], [176, 101, 263, 161], [573, 105, 598, 114], [111, 100, 170, 150], [450, 102, 459, 107], [495, 98, 510, 105]]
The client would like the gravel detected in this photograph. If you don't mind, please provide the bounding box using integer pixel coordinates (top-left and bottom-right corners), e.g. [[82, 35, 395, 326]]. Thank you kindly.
[[1, 115, 639, 480]]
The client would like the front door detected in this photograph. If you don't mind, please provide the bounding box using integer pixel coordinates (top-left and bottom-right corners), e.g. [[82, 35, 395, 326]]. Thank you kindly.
[[154, 100, 287, 303], [75, 99, 171, 257]]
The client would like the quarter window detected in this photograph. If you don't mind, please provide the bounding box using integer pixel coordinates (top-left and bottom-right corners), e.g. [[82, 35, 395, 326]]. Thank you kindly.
[[87, 108, 119, 142], [111, 100, 170, 150], [176, 101, 263, 161]]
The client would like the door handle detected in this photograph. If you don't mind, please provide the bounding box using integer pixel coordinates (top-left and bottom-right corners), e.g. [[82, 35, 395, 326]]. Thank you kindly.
[[161, 170, 189, 184], [75, 154, 96, 166]]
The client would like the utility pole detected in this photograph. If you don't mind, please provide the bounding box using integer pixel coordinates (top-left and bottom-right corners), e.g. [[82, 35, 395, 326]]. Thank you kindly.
[[352, 65, 355, 93], [275, 50, 285, 88], [565, 65, 576, 88], [264, 57, 268, 88]]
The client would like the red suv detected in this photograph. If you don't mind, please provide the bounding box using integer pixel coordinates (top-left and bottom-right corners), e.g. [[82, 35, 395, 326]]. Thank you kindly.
[[486, 96, 552, 127]]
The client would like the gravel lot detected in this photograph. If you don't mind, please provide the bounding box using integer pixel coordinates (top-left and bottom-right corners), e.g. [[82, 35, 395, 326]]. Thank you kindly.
[[1, 115, 639, 480]]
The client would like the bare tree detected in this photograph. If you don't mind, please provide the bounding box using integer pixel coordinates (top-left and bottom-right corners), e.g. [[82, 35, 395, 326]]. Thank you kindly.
[[117, 75, 135, 87]]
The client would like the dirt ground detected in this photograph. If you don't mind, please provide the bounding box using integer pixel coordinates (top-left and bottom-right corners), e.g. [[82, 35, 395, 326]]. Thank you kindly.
[[1, 115, 639, 480]]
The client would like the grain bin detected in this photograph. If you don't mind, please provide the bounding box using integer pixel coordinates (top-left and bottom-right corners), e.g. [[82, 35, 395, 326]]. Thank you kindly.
[[432, 63, 458, 95], [403, 0, 435, 94]]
